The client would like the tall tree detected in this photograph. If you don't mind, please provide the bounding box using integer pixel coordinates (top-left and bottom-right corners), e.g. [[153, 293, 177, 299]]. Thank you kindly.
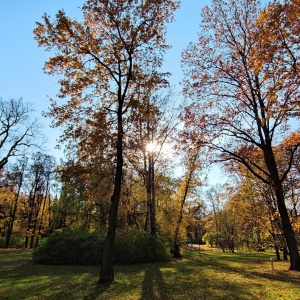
[[34, 0, 179, 282], [172, 145, 201, 258], [125, 88, 180, 235], [22, 152, 56, 248], [182, 0, 300, 270]]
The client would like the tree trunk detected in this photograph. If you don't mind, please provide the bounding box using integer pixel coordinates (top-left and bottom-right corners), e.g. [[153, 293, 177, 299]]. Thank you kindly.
[[30, 235, 35, 249], [263, 146, 300, 270], [172, 151, 198, 258], [275, 245, 281, 260], [24, 236, 29, 248], [283, 246, 289, 261], [4, 199, 18, 248], [274, 185, 300, 269], [37, 191, 49, 247], [149, 152, 156, 235], [145, 102, 156, 236], [4, 176, 23, 248], [30, 195, 43, 248], [99, 111, 123, 283]]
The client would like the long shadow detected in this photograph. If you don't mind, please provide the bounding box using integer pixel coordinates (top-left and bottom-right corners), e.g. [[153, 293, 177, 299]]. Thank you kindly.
[[165, 258, 254, 299], [83, 282, 111, 300], [197, 251, 300, 285], [0, 260, 102, 300], [140, 263, 168, 300]]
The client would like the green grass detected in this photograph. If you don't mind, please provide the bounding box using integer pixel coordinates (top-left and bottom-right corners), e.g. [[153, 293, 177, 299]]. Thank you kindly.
[[1, 247, 300, 299]]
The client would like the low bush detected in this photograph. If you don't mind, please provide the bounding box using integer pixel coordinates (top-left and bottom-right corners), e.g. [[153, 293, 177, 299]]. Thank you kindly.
[[114, 228, 170, 264], [32, 228, 105, 265], [33, 227, 170, 265]]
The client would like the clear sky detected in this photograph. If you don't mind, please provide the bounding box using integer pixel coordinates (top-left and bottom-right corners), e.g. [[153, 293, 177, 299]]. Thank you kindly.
[[0, 0, 208, 158]]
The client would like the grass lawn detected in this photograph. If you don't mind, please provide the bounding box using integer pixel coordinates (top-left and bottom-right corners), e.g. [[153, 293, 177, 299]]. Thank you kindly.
[[0, 246, 300, 299]]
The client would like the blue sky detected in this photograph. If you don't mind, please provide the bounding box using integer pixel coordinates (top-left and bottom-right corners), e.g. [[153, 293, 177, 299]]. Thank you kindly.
[[0, 0, 208, 157]]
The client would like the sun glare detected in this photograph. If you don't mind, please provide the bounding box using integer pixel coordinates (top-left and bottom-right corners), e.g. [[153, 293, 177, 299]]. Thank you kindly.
[[146, 141, 175, 159], [146, 142, 155, 152]]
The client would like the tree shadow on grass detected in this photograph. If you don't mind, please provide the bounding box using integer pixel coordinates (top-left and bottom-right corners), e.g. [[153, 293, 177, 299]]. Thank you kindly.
[[140, 263, 168, 300], [0, 260, 103, 300], [83, 281, 111, 300]]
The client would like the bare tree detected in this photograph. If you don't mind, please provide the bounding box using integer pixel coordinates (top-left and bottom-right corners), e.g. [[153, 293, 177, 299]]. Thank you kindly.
[[0, 98, 41, 170]]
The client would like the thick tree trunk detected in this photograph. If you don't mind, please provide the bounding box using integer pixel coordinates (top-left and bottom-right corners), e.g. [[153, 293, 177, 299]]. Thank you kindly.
[[99, 113, 123, 283], [274, 185, 300, 269], [264, 146, 300, 270], [98, 194, 119, 282]]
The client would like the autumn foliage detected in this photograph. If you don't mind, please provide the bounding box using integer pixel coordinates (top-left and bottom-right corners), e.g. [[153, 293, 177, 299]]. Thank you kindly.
[[182, 0, 300, 270]]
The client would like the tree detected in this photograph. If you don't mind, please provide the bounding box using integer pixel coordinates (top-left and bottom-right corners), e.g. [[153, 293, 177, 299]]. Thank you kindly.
[[202, 232, 215, 247], [182, 0, 300, 270], [224, 151, 289, 257], [125, 88, 180, 235], [22, 152, 56, 248], [0, 98, 40, 170], [206, 185, 236, 252], [172, 145, 201, 258], [34, 0, 179, 282], [53, 159, 114, 231], [4, 157, 27, 248], [0, 180, 15, 240]]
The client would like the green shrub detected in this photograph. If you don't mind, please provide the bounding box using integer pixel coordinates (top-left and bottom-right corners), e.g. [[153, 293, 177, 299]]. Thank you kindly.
[[113, 228, 170, 264], [148, 234, 171, 261], [32, 228, 105, 265], [77, 233, 106, 265], [33, 227, 170, 266]]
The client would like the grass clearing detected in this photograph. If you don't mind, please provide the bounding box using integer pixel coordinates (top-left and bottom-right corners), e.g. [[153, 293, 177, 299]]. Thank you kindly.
[[0, 246, 300, 299]]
